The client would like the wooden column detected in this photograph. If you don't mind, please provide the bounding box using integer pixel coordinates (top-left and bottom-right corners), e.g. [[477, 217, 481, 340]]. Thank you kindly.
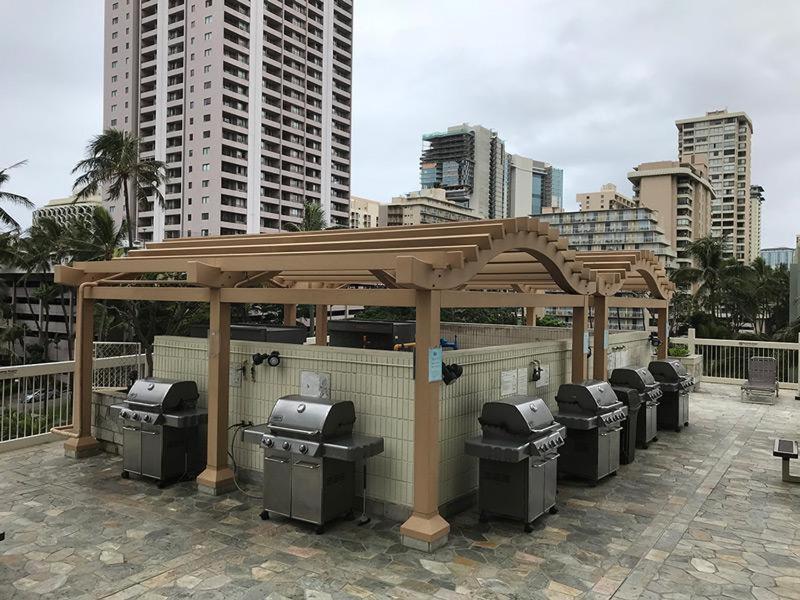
[[282, 303, 297, 326], [315, 304, 328, 346], [196, 289, 235, 495], [571, 296, 589, 382], [63, 287, 100, 458], [593, 295, 609, 380], [525, 307, 535, 326], [400, 290, 449, 551], [655, 306, 668, 360]]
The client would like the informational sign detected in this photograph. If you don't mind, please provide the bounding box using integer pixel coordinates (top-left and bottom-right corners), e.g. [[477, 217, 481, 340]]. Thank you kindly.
[[536, 366, 550, 388], [604, 330, 609, 350], [428, 347, 443, 383], [500, 369, 517, 397], [300, 371, 331, 398], [584, 331, 591, 354], [517, 367, 528, 395]]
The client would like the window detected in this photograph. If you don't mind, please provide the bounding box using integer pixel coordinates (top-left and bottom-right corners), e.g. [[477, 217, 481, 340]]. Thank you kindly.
[[112, 31, 118, 39], [111, 60, 117, 68], [204, 32, 211, 41], [202, 180, 209, 188], [203, 114, 210, 121], [111, 46, 118, 54], [110, 90, 117, 97], [203, 48, 211, 57], [201, 229, 209, 236], [204, 81, 211, 89], [204, 97, 211, 105], [112, 16, 118, 24], [203, 64, 211, 73], [111, 75, 117, 82], [110, 104, 117, 111], [110, 119, 117, 126], [202, 163, 210, 171], [187, 214, 192, 221], [204, 15, 212, 24], [202, 213, 209, 220], [203, 130, 211, 138], [202, 147, 209, 155], [112, 2, 118, 8], [201, 196, 209, 203], [205, 0, 212, 6]]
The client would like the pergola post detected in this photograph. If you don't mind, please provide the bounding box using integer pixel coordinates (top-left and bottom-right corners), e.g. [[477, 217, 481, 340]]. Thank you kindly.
[[571, 296, 589, 382], [64, 287, 100, 458], [315, 304, 328, 345], [655, 305, 668, 360], [282, 303, 297, 326], [196, 288, 235, 495], [400, 289, 449, 552], [593, 294, 609, 380]]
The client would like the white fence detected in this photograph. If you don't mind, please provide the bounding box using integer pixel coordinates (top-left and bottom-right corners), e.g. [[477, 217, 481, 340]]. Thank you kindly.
[[0, 343, 143, 444], [672, 328, 800, 389]]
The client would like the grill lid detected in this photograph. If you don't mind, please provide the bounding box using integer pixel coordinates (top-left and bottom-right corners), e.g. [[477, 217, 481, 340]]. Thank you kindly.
[[268, 394, 355, 439], [648, 359, 688, 383], [556, 380, 621, 414], [126, 378, 199, 412], [609, 367, 658, 392], [478, 395, 556, 439]]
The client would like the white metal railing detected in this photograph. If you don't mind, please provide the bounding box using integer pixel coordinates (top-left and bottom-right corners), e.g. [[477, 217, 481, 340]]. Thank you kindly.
[[0, 343, 143, 444], [672, 328, 800, 389]]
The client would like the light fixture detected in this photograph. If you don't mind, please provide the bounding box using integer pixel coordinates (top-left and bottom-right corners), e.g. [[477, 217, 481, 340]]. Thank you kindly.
[[648, 332, 662, 348], [252, 351, 281, 367], [442, 362, 463, 385]]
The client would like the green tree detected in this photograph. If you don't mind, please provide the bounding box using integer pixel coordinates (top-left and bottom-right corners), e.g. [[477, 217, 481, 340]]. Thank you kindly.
[[288, 201, 327, 232], [0, 161, 34, 230], [72, 129, 167, 249]]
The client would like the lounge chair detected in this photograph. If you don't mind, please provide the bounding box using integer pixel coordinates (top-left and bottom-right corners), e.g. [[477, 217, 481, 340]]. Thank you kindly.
[[741, 356, 778, 404]]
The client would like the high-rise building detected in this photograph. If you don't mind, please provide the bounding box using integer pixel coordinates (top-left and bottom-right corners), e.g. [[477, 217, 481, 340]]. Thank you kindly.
[[379, 188, 478, 227], [103, 0, 353, 241], [627, 156, 714, 270], [759, 247, 794, 268], [750, 185, 765, 257], [420, 124, 507, 219], [33, 193, 104, 225], [577, 183, 636, 212], [349, 195, 381, 229], [676, 109, 755, 262], [507, 156, 563, 217]]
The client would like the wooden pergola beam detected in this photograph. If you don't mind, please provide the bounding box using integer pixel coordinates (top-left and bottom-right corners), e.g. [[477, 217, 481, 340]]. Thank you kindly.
[[440, 291, 586, 308]]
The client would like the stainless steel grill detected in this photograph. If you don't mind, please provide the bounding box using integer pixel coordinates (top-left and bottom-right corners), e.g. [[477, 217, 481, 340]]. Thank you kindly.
[[465, 395, 565, 532], [610, 367, 662, 450], [244, 395, 384, 533], [555, 380, 628, 484], [112, 378, 207, 487], [649, 359, 695, 432]]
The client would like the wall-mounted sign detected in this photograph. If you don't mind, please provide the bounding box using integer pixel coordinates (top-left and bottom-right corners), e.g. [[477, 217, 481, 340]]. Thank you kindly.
[[428, 347, 443, 383]]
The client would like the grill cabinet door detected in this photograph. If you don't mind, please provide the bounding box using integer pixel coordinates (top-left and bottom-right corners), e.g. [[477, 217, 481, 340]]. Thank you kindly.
[[597, 430, 611, 478], [291, 458, 323, 524], [679, 392, 689, 426], [263, 451, 292, 517], [122, 424, 141, 474], [528, 459, 546, 521], [140, 426, 163, 479], [543, 456, 558, 510], [608, 428, 620, 472]]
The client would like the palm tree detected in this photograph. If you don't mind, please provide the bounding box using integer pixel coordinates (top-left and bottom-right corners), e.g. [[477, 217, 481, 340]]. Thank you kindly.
[[671, 236, 745, 318], [72, 129, 167, 249], [0, 161, 34, 230], [288, 201, 327, 232], [64, 206, 127, 262]]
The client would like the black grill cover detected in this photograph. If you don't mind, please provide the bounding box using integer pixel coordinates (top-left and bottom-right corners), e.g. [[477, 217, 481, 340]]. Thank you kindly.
[[268, 395, 355, 439], [648, 359, 688, 383], [477, 396, 556, 440], [126, 378, 199, 412], [609, 367, 657, 392], [556, 380, 620, 414]]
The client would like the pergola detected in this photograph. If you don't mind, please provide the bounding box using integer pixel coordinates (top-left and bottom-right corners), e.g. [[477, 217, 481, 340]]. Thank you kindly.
[[54, 216, 672, 548]]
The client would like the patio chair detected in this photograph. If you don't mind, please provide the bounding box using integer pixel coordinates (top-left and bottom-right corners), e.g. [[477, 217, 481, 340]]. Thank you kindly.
[[741, 356, 779, 404]]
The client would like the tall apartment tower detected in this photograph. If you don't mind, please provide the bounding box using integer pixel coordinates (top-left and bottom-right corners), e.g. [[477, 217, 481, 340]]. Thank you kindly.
[[676, 109, 755, 262], [507, 155, 563, 217], [420, 124, 507, 219], [103, 0, 352, 241]]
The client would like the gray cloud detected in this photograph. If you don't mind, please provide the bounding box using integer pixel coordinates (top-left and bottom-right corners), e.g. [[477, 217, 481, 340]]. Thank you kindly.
[[1, 0, 798, 247]]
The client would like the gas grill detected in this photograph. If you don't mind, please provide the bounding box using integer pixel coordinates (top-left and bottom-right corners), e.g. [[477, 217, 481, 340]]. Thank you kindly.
[[648, 359, 694, 432], [244, 395, 384, 533], [610, 367, 663, 451], [465, 395, 565, 532], [555, 380, 628, 484], [111, 378, 207, 487]]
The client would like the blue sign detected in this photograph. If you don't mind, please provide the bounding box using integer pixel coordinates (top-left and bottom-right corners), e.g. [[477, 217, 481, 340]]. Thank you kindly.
[[428, 347, 443, 383]]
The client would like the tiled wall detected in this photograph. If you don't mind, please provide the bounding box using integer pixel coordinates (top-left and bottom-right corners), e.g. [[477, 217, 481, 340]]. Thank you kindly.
[[147, 329, 652, 512], [152, 336, 415, 507], [441, 323, 571, 348]]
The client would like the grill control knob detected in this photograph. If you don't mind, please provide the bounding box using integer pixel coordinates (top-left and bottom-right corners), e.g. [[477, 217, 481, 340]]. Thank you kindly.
[[282, 441, 291, 451], [131, 412, 140, 421], [264, 437, 274, 448], [299, 444, 308, 454], [142, 414, 151, 423], [120, 410, 130, 419]]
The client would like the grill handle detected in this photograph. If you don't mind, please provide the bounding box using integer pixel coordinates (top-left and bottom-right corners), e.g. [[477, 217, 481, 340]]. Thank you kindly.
[[269, 425, 321, 437], [532, 453, 560, 467]]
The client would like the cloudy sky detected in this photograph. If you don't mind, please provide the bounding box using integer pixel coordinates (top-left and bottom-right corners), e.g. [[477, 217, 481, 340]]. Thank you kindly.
[[1, 0, 798, 246]]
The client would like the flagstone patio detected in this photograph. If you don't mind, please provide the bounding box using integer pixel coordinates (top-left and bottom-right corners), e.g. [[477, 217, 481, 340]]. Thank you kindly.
[[2, 383, 799, 599]]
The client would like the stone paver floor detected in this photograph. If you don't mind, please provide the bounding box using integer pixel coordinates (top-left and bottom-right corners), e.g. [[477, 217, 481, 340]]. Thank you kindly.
[[1, 383, 799, 599]]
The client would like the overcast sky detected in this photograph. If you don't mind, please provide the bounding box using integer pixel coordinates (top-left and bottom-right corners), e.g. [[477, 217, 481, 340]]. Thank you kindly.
[[1, 1, 798, 247]]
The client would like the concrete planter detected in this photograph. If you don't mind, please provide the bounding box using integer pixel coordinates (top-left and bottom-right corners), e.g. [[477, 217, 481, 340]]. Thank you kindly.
[[677, 354, 703, 391]]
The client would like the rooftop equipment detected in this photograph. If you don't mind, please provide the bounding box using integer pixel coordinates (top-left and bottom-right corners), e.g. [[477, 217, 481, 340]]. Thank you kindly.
[[609, 366, 663, 452], [648, 359, 694, 432]]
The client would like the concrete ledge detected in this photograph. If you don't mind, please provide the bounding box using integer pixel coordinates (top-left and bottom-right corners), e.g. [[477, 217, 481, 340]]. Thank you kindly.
[[0, 432, 59, 454]]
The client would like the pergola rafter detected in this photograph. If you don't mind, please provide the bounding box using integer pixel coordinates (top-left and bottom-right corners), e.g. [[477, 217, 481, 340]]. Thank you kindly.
[[53, 216, 671, 550]]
